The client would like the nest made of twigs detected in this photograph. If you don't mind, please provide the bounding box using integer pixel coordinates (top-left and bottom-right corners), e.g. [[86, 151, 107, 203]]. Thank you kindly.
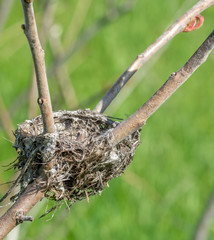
[[13, 109, 140, 204]]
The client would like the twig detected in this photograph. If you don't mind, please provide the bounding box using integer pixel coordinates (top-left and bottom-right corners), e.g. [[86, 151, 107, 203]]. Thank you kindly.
[[112, 30, 214, 144], [0, 177, 45, 239], [94, 0, 214, 113], [21, 0, 54, 133], [193, 190, 214, 240], [28, 0, 54, 119]]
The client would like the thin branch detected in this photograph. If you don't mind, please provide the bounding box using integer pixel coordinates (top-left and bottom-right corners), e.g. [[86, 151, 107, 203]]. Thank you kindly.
[[0, 177, 45, 239], [193, 190, 214, 240], [21, 0, 55, 133], [28, 0, 54, 119], [112, 30, 214, 144], [94, 0, 214, 113]]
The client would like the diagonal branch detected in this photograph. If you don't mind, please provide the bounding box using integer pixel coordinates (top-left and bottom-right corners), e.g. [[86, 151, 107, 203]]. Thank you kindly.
[[193, 190, 214, 240], [94, 0, 214, 113], [21, 0, 54, 133], [0, 176, 45, 239], [112, 30, 214, 144], [28, 0, 55, 119]]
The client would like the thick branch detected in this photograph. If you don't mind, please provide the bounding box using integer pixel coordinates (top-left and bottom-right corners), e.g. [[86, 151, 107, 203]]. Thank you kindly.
[[0, 177, 45, 239], [94, 0, 214, 113], [21, 0, 55, 133], [112, 30, 214, 144]]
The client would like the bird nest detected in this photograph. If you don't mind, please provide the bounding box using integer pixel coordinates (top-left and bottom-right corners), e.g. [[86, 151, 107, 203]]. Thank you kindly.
[[12, 109, 140, 205]]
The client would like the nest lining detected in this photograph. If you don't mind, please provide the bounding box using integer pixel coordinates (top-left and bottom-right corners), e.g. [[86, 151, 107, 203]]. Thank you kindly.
[[13, 109, 140, 204]]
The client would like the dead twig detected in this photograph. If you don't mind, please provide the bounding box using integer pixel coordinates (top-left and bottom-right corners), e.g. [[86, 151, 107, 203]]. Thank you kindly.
[[21, 0, 54, 133], [94, 0, 214, 113], [112, 30, 214, 144], [28, 0, 54, 119], [193, 190, 214, 240]]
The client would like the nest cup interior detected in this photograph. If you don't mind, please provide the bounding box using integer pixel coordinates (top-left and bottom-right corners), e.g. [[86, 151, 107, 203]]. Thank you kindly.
[[14, 109, 140, 204]]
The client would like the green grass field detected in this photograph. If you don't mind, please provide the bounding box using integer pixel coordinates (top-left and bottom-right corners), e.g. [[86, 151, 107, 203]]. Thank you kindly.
[[0, 0, 214, 239]]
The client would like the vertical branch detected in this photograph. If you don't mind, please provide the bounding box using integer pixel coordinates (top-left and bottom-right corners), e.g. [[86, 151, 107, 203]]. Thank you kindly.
[[28, 0, 54, 119], [21, 0, 55, 133], [94, 0, 214, 113], [112, 30, 214, 144]]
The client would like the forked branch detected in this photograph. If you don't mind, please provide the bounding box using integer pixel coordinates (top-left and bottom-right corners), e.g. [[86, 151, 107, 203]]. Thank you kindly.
[[94, 0, 214, 113], [112, 30, 214, 144]]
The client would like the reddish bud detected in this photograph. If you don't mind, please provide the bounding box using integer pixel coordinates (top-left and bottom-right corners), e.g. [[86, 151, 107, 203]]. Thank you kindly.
[[183, 15, 204, 32]]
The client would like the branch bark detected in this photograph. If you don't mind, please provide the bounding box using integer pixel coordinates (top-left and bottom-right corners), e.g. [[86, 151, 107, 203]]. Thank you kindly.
[[0, 177, 45, 239], [94, 0, 214, 113], [21, 0, 54, 133], [28, 0, 54, 119], [112, 30, 214, 144]]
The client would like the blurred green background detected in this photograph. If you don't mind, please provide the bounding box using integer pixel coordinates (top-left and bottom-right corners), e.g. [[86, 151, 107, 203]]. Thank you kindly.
[[0, 0, 214, 239]]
